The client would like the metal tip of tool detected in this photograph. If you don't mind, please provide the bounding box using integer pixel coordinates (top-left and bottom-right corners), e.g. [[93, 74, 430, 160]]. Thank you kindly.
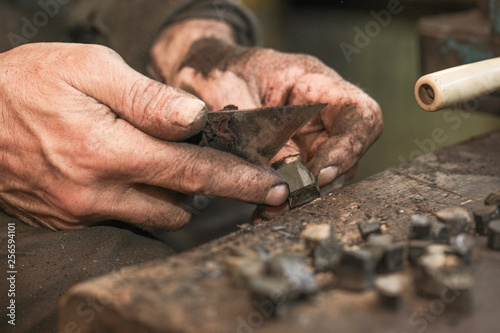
[[200, 103, 328, 165]]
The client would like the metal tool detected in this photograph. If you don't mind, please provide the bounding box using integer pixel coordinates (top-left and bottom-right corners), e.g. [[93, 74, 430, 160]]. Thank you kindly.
[[198, 103, 327, 165], [192, 103, 327, 208], [275, 160, 320, 208]]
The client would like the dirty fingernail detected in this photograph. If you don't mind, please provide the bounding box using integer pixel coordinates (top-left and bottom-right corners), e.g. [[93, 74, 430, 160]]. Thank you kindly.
[[174, 97, 206, 128], [318, 166, 339, 187], [265, 184, 289, 206]]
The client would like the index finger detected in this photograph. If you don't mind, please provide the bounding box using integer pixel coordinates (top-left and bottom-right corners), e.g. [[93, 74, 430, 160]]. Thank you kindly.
[[98, 119, 289, 207]]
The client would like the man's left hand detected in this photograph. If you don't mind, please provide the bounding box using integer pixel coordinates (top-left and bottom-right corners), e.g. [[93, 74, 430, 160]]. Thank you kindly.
[[150, 19, 383, 223]]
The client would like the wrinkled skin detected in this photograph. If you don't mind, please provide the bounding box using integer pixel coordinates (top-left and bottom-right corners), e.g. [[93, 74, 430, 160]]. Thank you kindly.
[[0, 43, 289, 230], [150, 19, 383, 223]]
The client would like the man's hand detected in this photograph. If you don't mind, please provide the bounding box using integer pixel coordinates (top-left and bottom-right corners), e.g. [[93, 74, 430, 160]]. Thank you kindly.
[[0, 43, 288, 230], [150, 19, 383, 223]]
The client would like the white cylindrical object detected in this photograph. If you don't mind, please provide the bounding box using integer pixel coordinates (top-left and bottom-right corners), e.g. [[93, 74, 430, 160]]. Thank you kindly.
[[415, 57, 500, 112]]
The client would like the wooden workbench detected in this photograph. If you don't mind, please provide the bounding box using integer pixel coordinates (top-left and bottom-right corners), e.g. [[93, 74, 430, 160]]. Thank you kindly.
[[59, 131, 500, 333]]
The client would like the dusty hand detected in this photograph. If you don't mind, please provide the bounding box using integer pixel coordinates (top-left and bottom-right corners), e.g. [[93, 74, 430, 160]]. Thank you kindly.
[[151, 20, 383, 223], [0, 43, 288, 230]]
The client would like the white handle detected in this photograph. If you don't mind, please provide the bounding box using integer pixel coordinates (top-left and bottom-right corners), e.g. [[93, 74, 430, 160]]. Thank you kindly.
[[415, 57, 500, 112]]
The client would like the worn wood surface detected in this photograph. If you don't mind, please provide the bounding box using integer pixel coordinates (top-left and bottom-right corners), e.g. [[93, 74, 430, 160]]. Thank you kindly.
[[59, 132, 500, 333]]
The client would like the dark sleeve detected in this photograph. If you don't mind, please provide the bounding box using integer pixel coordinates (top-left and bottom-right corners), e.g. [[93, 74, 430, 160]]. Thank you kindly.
[[67, 0, 261, 74]]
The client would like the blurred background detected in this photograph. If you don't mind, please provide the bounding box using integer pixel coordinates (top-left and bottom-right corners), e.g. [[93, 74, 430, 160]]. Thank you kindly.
[[243, 0, 500, 180]]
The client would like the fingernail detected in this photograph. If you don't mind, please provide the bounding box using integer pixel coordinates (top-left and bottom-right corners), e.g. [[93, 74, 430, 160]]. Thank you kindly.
[[265, 184, 289, 206], [318, 166, 339, 187], [174, 97, 206, 128]]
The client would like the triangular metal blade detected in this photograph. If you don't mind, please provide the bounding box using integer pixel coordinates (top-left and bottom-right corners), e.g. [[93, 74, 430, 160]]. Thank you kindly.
[[200, 103, 327, 165]]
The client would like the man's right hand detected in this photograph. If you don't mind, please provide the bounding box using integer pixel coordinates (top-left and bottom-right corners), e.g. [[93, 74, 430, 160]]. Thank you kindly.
[[0, 43, 288, 230]]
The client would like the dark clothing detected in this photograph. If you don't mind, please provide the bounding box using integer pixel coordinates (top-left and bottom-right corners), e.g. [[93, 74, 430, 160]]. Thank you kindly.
[[67, 0, 260, 73], [0, 213, 175, 333], [0, 0, 259, 73], [0, 0, 257, 331]]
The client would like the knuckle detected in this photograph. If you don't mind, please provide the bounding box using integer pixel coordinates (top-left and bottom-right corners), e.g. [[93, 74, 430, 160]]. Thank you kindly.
[[300, 53, 323, 65], [68, 134, 110, 174], [44, 145, 110, 220], [259, 48, 280, 60], [74, 45, 124, 76], [84, 44, 121, 61], [141, 205, 191, 231], [123, 79, 167, 126], [55, 188, 97, 218], [285, 52, 324, 71], [364, 98, 384, 134], [176, 153, 212, 194]]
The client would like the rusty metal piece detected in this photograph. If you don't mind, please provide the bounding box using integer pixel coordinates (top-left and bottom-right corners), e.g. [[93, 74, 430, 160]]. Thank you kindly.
[[375, 274, 404, 309], [267, 254, 318, 296], [336, 249, 376, 291], [248, 276, 291, 317], [301, 224, 334, 253], [450, 233, 475, 265], [474, 205, 500, 235], [300, 224, 342, 272], [426, 244, 457, 256], [407, 240, 433, 266], [485, 192, 500, 206], [410, 215, 432, 240], [225, 254, 266, 288], [415, 253, 469, 297], [234, 252, 318, 317], [313, 235, 343, 272], [275, 160, 320, 208], [366, 236, 404, 274], [358, 219, 381, 240], [430, 220, 450, 244], [377, 243, 404, 274], [415, 252, 473, 313], [366, 234, 394, 246], [487, 220, 500, 250], [435, 207, 473, 236], [200, 103, 327, 165], [245, 253, 318, 317]]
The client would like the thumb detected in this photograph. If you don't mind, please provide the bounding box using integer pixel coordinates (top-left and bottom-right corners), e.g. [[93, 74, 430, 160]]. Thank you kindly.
[[69, 45, 206, 141]]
